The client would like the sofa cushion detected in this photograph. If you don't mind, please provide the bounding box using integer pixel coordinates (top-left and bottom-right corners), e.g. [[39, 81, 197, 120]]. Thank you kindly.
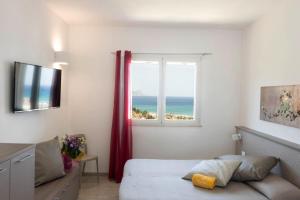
[[35, 137, 65, 186]]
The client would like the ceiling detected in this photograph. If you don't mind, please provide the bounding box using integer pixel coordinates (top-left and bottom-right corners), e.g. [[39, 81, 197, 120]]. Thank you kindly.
[[46, 0, 278, 28]]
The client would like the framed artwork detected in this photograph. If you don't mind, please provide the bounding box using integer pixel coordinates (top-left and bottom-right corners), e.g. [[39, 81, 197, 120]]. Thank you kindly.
[[260, 85, 300, 129]]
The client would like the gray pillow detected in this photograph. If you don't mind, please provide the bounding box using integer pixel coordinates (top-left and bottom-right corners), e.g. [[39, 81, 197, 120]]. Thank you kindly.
[[35, 137, 65, 186], [217, 155, 278, 181], [247, 174, 300, 200], [183, 160, 241, 187]]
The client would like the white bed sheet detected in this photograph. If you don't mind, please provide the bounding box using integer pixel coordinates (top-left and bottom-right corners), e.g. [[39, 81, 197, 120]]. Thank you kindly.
[[123, 159, 200, 177], [120, 159, 268, 200]]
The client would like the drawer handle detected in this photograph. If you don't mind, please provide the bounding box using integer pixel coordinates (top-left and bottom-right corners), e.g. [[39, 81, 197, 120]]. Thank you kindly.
[[15, 154, 33, 164], [0, 168, 7, 174]]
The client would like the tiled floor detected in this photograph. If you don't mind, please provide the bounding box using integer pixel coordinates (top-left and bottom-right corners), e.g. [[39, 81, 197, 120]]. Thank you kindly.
[[78, 175, 119, 200]]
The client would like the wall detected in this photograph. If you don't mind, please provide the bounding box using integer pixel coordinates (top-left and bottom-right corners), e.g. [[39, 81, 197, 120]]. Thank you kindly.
[[0, 0, 69, 143], [241, 0, 300, 144], [68, 26, 242, 172]]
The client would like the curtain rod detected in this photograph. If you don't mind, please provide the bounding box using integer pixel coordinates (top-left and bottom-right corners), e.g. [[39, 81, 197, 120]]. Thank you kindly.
[[110, 52, 212, 56]]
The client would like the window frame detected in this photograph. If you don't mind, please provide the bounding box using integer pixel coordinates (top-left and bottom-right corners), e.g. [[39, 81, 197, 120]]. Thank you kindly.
[[130, 54, 202, 127]]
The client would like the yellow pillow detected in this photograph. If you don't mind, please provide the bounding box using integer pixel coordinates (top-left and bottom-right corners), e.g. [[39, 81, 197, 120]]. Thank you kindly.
[[192, 174, 216, 190]]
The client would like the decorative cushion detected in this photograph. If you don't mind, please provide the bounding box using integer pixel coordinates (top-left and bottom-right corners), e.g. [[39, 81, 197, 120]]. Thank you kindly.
[[247, 174, 300, 200], [35, 137, 65, 186], [192, 174, 216, 190], [183, 160, 241, 187], [217, 155, 278, 181]]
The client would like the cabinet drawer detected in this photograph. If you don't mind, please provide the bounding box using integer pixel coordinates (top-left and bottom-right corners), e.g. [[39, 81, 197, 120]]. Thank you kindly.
[[10, 148, 35, 200], [11, 148, 35, 164], [0, 160, 10, 200]]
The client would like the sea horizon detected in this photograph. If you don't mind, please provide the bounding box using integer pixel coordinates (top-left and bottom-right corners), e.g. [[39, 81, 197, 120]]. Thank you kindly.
[[132, 96, 194, 116]]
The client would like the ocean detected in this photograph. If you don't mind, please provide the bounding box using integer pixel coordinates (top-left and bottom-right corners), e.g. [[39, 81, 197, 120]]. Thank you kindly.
[[132, 96, 194, 116]]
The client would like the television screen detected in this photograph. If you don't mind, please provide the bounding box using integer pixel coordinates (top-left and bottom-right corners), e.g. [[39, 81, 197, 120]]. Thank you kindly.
[[13, 62, 61, 112]]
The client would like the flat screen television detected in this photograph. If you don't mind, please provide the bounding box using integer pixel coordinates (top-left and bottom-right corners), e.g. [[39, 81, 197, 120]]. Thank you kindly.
[[13, 62, 62, 112]]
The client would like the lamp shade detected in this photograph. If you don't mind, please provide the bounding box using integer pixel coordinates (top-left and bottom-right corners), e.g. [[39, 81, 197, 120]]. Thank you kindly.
[[54, 51, 69, 65]]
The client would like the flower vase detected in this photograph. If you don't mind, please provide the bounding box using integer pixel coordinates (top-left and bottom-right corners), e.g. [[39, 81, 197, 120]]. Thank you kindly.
[[63, 154, 72, 171]]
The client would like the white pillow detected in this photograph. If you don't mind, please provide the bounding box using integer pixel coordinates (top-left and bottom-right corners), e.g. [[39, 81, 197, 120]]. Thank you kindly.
[[183, 160, 241, 187]]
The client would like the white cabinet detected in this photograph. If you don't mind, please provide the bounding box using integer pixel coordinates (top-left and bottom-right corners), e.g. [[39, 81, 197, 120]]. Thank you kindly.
[[0, 160, 10, 200], [10, 149, 35, 200], [0, 144, 35, 200]]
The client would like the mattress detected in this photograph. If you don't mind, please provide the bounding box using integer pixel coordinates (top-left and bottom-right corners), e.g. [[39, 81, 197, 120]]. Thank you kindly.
[[120, 159, 269, 200]]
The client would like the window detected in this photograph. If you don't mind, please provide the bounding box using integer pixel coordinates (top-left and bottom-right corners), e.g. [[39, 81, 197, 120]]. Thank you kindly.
[[131, 55, 201, 126], [131, 60, 160, 120]]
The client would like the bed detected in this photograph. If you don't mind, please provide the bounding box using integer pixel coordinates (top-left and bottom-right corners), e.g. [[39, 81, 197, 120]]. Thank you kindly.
[[119, 127, 300, 200]]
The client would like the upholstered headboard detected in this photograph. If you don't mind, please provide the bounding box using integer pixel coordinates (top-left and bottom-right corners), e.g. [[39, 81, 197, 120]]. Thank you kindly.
[[236, 126, 300, 188]]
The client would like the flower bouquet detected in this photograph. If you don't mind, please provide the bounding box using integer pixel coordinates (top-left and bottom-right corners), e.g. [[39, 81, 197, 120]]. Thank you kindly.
[[61, 135, 86, 170]]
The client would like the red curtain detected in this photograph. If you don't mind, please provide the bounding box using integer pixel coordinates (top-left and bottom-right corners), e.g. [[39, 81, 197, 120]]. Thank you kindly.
[[109, 50, 121, 181], [122, 51, 133, 170], [109, 50, 133, 183]]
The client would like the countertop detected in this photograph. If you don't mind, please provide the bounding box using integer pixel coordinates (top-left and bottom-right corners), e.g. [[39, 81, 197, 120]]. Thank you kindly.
[[0, 143, 35, 163]]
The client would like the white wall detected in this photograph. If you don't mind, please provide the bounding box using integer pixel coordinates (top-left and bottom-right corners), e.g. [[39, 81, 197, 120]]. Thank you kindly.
[[241, 0, 300, 144], [0, 0, 69, 143], [68, 26, 242, 172]]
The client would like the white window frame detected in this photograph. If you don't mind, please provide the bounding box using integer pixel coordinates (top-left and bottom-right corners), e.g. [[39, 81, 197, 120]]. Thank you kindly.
[[131, 54, 202, 127]]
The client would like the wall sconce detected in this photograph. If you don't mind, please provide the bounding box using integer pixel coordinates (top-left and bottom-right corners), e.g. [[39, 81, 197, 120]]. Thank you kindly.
[[54, 51, 69, 65]]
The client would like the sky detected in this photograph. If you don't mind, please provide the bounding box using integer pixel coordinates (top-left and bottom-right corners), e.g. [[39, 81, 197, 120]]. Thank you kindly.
[[131, 61, 196, 97]]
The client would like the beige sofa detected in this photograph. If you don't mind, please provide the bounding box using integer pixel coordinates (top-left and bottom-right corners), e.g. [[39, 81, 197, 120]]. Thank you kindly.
[[35, 163, 80, 200]]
